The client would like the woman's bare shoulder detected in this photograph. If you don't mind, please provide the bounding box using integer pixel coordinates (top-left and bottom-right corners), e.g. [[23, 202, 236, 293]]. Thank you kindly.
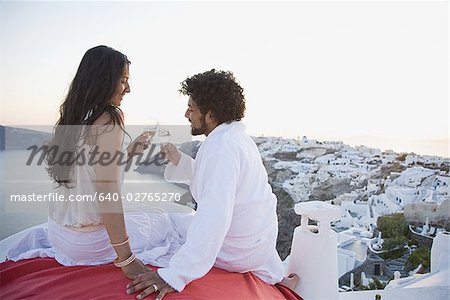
[[92, 109, 124, 125], [93, 112, 111, 126]]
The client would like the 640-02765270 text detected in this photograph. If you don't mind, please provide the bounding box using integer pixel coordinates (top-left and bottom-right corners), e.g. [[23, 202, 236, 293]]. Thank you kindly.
[[9, 192, 182, 203]]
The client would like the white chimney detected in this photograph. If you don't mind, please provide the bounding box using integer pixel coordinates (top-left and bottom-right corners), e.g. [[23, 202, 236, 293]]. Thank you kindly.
[[287, 201, 341, 300]]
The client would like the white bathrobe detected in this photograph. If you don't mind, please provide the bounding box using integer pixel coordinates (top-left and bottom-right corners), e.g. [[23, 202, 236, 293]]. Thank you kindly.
[[158, 121, 284, 292]]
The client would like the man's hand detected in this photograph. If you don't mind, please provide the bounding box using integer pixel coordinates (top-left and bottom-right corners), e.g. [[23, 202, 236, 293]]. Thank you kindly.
[[126, 270, 175, 300], [160, 143, 181, 166], [279, 273, 300, 290]]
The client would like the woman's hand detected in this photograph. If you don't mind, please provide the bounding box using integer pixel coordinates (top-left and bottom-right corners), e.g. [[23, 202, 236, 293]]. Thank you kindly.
[[121, 257, 152, 279], [160, 143, 181, 165], [128, 133, 153, 157]]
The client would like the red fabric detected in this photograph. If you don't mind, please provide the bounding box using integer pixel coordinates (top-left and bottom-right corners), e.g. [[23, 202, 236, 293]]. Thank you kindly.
[[0, 258, 303, 300]]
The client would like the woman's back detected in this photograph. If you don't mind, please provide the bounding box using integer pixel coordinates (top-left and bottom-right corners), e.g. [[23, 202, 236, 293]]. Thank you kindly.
[[49, 143, 103, 228]]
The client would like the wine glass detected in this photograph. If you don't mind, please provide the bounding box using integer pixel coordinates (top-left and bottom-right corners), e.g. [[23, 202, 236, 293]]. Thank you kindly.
[[157, 127, 171, 164], [143, 119, 159, 141], [158, 127, 171, 146]]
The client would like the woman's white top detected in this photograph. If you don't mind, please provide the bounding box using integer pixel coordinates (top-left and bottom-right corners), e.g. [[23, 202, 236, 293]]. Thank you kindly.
[[48, 109, 127, 228], [48, 132, 125, 228]]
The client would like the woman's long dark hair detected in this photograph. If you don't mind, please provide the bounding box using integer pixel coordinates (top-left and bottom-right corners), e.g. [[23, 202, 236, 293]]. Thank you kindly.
[[46, 45, 130, 187]]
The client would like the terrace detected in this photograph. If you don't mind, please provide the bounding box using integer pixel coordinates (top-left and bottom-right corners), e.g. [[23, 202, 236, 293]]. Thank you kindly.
[[286, 201, 449, 300]]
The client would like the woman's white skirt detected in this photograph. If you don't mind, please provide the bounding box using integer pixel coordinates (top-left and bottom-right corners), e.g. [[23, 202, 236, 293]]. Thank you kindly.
[[5, 208, 194, 267]]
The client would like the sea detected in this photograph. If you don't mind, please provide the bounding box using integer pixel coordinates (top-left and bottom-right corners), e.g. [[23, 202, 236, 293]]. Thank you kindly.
[[0, 150, 187, 240]]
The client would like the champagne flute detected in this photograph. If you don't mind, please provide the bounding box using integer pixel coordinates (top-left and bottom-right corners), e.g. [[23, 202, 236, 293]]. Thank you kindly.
[[158, 127, 171, 164], [141, 119, 159, 151], [158, 128, 171, 146], [143, 119, 159, 140]]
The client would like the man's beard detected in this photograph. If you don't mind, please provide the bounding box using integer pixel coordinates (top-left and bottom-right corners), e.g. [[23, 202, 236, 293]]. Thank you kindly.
[[190, 114, 207, 136]]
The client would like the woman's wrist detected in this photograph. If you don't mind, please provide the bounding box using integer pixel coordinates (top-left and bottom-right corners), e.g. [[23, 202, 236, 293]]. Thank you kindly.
[[110, 235, 132, 260], [112, 243, 132, 261], [114, 252, 136, 268]]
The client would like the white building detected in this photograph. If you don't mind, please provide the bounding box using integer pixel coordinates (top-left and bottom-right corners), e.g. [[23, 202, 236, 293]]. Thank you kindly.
[[284, 202, 450, 300], [385, 185, 420, 207], [371, 194, 402, 217], [355, 145, 382, 158], [298, 135, 319, 146]]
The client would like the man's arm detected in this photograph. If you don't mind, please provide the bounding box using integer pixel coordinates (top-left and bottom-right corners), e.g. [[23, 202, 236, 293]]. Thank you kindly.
[[162, 144, 194, 185], [158, 141, 239, 291], [127, 140, 240, 300]]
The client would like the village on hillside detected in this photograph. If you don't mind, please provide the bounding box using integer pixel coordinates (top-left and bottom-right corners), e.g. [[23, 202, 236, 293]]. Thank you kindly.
[[254, 135, 449, 292]]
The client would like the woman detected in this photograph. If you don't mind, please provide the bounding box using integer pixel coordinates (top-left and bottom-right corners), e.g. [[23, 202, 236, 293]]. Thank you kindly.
[[6, 45, 191, 279]]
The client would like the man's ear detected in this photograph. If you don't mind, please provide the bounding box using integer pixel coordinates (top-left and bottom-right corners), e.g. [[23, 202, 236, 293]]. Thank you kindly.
[[206, 111, 218, 127], [206, 111, 214, 122]]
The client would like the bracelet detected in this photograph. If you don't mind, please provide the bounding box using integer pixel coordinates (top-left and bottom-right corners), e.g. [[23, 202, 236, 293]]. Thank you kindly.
[[111, 236, 129, 247], [114, 253, 136, 268]]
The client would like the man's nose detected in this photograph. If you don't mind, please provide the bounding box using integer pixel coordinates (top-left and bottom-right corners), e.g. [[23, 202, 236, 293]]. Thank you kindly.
[[184, 109, 189, 119]]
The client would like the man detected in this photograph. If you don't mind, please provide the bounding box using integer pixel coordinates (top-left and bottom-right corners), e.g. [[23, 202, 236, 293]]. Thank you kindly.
[[126, 69, 298, 300]]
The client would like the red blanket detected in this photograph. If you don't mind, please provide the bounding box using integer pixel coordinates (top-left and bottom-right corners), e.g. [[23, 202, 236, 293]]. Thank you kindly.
[[0, 259, 303, 300]]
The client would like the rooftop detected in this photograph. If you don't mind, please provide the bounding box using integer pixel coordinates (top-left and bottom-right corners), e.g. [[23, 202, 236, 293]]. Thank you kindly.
[[287, 201, 449, 300]]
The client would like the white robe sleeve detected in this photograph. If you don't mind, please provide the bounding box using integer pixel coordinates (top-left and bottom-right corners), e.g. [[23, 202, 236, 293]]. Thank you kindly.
[[157, 141, 239, 292], [164, 151, 194, 185]]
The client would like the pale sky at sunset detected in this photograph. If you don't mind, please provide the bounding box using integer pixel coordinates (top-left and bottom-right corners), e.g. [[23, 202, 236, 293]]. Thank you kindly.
[[0, 1, 448, 157]]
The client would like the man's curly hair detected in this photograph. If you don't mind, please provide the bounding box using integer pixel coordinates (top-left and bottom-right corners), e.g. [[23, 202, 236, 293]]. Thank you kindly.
[[179, 69, 246, 124]]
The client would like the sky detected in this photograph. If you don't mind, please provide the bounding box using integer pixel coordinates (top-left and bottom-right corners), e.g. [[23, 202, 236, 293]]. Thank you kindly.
[[0, 1, 448, 157]]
